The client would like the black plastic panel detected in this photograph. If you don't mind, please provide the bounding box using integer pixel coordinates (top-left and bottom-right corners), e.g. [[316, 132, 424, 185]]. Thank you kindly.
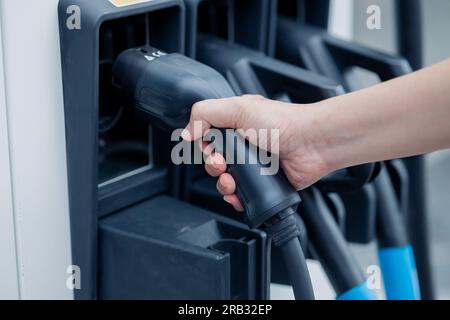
[[99, 196, 269, 299], [58, 0, 185, 299]]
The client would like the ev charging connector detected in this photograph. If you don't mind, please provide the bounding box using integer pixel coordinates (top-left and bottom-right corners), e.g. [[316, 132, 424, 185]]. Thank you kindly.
[[112, 46, 315, 300]]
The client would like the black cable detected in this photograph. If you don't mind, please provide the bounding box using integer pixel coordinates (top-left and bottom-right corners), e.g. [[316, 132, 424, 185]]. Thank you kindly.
[[373, 164, 409, 248], [280, 237, 314, 300], [396, 0, 423, 71], [299, 188, 365, 296], [396, 0, 434, 300], [265, 207, 315, 300]]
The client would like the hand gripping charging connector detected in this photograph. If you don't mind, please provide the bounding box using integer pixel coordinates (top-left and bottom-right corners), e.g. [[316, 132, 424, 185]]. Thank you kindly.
[[112, 46, 314, 299]]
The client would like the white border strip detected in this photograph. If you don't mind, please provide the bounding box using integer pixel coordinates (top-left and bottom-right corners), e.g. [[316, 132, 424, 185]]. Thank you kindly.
[[1, 0, 73, 299], [0, 4, 20, 300]]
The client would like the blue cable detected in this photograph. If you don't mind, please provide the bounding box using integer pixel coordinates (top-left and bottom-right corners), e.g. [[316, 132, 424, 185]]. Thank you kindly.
[[378, 245, 421, 300]]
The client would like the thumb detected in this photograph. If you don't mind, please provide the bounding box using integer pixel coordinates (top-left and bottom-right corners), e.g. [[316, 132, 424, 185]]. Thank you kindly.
[[181, 97, 242, 141]]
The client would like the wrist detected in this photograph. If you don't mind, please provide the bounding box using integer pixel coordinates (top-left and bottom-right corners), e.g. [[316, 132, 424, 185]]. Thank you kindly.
[[313, 96, 374, 172], [285, 102, 340, 176], [301, 99, 358, 173]]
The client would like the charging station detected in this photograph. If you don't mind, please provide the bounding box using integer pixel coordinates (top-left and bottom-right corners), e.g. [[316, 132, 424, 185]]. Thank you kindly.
[[58, 0, 273, 300], [0, 0, 437, 301]]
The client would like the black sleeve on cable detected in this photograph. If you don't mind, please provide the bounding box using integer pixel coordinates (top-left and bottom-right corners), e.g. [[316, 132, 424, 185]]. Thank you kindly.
[[265, 208, 315, 300], [374, 165, 409, 248]]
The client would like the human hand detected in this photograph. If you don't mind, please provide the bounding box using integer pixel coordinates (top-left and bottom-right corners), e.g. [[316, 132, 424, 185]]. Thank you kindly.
[[181, 95, 333, 212]]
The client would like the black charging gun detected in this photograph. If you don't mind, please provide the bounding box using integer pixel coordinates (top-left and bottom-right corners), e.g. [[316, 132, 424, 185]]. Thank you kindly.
[[112, 46, 315, 300]]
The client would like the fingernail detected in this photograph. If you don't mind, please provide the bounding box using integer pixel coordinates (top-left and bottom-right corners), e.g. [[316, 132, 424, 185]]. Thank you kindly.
[[223, 196, 232, 204]]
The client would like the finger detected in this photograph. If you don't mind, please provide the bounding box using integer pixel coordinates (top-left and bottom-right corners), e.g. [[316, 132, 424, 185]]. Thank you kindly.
[[241, 94, 266, 100], [182, 97, 242, 141], [216, 173, 236, 196], [199, 140, 215, 156], [205, 153, 227, 177], [223, 194, 244, 212]]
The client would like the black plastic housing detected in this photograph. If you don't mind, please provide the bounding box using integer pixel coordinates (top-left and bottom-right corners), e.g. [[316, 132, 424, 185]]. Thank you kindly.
[[196, 35, 342, 100], [58, 0, 186, 299], [274, 18, 412, 89], [185, 0, 275, 58], [99, 196, 269, 299], [275, 0, 331, 28]]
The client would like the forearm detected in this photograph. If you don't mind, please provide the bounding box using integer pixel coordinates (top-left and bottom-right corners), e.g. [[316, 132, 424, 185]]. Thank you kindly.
[[312, 59, 450, 171]]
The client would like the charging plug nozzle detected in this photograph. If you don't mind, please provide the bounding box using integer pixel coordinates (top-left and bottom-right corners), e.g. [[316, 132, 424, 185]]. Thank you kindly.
[[112, 46, 315, 299]]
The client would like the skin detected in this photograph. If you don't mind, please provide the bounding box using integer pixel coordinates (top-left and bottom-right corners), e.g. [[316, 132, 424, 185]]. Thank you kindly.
[[181, 59, 450, 212]]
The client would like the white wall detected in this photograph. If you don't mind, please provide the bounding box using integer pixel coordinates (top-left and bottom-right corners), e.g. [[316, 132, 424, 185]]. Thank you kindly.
[[0, 11, 20, 300], [329, 0, 354, 40], [0, 0, 73, 299]]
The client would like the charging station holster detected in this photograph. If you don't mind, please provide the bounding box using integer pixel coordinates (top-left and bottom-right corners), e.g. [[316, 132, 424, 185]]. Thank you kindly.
[[58, 0, 269, 300], [99, 196, 269, 299]]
